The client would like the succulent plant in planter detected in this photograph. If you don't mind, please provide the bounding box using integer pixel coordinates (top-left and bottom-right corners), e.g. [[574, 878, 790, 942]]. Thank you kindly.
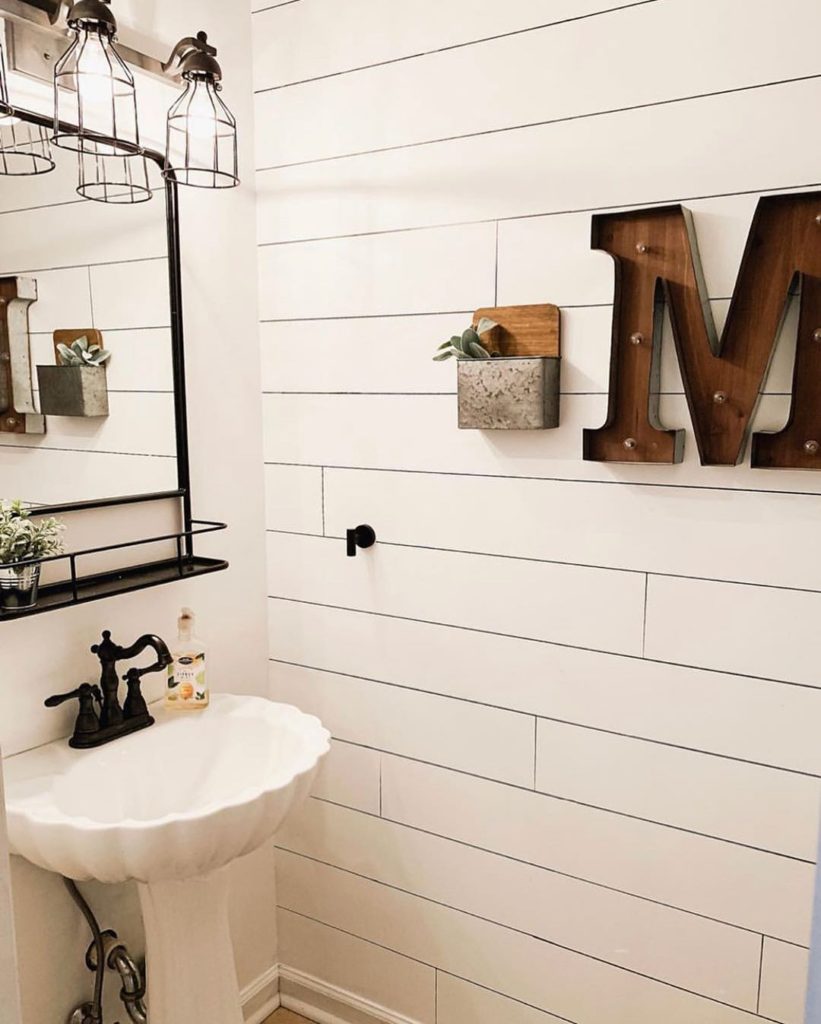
[[432, 318, 499, 361], [0, 499, 65, 611], [433, 316, 560, 430], [38, 335, 112, 418]]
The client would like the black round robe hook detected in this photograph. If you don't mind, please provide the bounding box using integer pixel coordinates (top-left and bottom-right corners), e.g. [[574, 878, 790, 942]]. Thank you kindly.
[[347, 524, 376, 557]]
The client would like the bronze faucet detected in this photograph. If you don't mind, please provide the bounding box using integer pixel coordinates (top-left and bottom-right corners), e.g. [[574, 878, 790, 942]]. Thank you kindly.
[[46, 631, 172, 748]]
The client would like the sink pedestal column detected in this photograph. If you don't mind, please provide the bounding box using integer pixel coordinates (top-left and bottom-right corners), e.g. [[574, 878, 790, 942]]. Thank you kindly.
[[138, 868, 242, 1024]]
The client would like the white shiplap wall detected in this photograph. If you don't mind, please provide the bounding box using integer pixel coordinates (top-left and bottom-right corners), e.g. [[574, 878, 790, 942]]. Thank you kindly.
[[254, 2, 821, 1022]]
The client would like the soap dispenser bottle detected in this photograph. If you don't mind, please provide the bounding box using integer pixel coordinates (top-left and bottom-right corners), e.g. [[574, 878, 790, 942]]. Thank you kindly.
[[166, 608, 209, 710]]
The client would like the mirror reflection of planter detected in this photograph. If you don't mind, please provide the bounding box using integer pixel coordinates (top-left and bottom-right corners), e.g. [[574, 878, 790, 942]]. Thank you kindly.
[[37, 332, 111, 418], [37, 364, 109, 417], [458, 355, 560, 430]]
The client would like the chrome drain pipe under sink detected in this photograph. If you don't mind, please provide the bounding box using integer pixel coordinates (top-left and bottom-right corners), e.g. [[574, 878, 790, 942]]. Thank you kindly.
[[64, 878, 148, 1024]]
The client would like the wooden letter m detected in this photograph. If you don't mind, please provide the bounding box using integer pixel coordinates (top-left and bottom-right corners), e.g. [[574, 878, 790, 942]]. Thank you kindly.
[[583, 192, 821, 468]]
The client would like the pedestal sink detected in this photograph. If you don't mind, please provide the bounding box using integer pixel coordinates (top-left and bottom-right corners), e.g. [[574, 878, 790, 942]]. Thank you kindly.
[[3, 694, 330, 1024]]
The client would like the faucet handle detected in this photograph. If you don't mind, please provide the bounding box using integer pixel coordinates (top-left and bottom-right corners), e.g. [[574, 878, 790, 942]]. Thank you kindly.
[[45, 683, 102, 708]]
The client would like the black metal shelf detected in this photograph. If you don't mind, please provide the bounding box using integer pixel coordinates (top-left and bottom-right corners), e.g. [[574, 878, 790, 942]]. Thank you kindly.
[[0, 519, 228, 621]]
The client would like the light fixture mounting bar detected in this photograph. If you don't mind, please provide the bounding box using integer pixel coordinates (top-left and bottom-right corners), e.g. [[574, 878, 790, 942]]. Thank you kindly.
[[0, 0, 178, 85]]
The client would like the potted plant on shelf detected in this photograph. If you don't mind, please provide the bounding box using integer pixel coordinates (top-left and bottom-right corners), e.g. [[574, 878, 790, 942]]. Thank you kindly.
[[433, 318, 560, 430], [0, 500, 65, 612], [37, 335, 112, 418]]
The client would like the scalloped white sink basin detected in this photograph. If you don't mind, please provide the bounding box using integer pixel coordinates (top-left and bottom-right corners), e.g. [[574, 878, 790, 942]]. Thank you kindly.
[[4, 694, 330, 1024]]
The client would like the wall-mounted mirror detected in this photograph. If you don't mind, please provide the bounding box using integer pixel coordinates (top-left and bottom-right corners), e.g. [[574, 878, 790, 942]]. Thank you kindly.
[[0, 108, 226, 622], [0, 142, 178, 506]]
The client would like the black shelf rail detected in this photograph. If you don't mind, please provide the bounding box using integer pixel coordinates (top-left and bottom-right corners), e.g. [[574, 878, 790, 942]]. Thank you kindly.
[[0, 519, 228, 620]]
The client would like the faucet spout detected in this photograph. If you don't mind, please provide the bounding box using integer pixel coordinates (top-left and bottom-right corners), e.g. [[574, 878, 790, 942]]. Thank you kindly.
[[118, 634, 173, 675]]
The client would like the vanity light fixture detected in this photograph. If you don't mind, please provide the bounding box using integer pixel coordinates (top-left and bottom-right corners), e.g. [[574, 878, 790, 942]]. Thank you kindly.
[[0, 37, 54, 174], [77, 147, 151, 203], [53, 0, 140, 157], [162, 32, 238, 189]]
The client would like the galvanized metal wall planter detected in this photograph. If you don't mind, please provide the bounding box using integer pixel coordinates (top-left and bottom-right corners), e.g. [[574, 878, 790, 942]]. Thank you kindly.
[[458, 356, 560, 430], [457, 303, 562, 431]]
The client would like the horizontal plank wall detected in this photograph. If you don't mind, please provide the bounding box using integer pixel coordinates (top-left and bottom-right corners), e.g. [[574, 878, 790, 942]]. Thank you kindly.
[[254, 1, 821, 1022]]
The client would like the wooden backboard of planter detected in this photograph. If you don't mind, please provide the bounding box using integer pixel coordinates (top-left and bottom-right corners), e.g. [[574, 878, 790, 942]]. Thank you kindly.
[[472, 303, 561, 359], [585, 190, 821, 469]]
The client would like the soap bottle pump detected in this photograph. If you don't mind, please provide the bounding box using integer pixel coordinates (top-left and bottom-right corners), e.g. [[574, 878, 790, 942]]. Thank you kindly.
[[166, 608, 209, 710]]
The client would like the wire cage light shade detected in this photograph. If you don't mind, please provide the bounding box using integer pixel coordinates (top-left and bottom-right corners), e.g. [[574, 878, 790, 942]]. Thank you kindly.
[[77, 148, 152, 203], [53, 0, 140, 157], [0, 38, 54, 174], [164, 75, 238, 188]]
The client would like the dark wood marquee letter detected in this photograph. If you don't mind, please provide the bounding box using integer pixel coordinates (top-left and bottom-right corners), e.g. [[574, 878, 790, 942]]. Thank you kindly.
[[583, 192, 821, 468]]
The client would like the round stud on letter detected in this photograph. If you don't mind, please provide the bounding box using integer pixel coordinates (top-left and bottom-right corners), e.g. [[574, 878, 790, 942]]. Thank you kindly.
[[623, 437, 638, 451], [815, 214, 821, 225], [804, 440, 820, 455], [813, 328, 821, 343], [630, 332, 643, 346], [713, 391, 728, 405], [635, 243, 648, 254]]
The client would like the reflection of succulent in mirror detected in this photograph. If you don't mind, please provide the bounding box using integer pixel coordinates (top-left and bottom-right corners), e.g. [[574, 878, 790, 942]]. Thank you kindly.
[[0, 500, 64, 612], [56, 336, 111, 367]]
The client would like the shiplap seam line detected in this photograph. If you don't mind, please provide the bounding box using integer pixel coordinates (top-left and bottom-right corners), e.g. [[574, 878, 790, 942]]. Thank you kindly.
[[275, 730, 814, 863], [253, 0, 660, 93], [261, 390, 796, 397], [86, 265, 95, 326], [268, 657, 821, 780], [266, 529, 821, 598], [320, 467, 326, 536], [258, 307, 611, 320], [0, 198, 86, 218], [252, 0, 301, 13], [0, 444, 174, 459], [256, 73, 821, 172], [276, 851, 768, 1016], [255, 179, 821, 246], [267, 596, 821, 694], [756, 936, 765, 1013], [493, 221, 499, 305], [263, 461, 821, 501], [641, 574, 649, 656], [279, 906, 579, 1024], [308, 790, 810, 944], [9, 254, 167, 276]]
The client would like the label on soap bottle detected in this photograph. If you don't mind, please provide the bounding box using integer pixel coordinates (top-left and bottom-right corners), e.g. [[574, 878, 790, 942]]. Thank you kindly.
[[166, 651, 208, 708]]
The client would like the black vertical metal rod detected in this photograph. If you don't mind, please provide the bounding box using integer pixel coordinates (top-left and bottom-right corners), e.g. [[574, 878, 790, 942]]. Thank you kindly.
[[164, 174, 194, 558]]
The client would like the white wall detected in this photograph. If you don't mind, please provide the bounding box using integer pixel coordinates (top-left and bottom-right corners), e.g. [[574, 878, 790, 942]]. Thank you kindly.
[[255, 1, 821, 1022], [0, 1, 273, 1020]]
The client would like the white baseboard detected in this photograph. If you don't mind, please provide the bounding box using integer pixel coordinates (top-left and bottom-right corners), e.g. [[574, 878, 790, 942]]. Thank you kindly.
[[279, 964, 423, 1024], [241, 963, 281, 1024], [240, 961, 422, 1024]]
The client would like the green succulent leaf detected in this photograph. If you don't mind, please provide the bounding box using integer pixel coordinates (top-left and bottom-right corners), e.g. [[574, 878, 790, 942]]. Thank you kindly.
[[469, 342, 490, 358], [432, 350, 453, 361], [476, 317, 498, 335]]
